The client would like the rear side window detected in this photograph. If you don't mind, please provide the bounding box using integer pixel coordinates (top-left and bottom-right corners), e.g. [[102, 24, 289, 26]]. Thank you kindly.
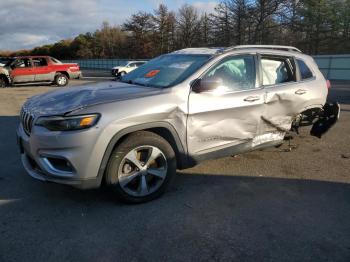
[[33, 58, 48, 67], [261, 56, 296, 85], [50, 57, 62, 64], [297, 59, 313, 80]]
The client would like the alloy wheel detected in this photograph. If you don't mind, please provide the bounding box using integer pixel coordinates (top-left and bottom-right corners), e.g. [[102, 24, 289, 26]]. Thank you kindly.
[[117, 145, 168, 197], [57, 76, 67, 86]]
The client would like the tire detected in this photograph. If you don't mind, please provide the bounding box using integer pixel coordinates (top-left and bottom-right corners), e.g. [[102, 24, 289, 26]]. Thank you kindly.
[[0, 77, 6, 88], [119, 71, 126, 78], [105, 131, 176, 204], [55, 73, 69, 87]]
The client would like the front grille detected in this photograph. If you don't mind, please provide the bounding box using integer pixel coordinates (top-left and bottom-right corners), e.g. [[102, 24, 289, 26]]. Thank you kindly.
[[20, 107, 34, 135]]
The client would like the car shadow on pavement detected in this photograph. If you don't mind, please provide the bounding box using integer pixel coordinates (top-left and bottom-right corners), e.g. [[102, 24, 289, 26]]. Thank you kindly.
[[1, 116, 350, 261]]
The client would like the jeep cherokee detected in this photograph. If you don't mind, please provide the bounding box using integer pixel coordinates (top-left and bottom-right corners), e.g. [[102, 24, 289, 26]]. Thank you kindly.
[[17, 45, 339, 203]]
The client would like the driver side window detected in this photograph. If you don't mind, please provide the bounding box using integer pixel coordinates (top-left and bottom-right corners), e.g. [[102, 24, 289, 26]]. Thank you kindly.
[[14, 58, 31, 68], [202, 55, 256, 92]]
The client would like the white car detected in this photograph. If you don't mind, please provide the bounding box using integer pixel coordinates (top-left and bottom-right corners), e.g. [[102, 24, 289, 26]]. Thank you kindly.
[[111, 61, 147, 77]]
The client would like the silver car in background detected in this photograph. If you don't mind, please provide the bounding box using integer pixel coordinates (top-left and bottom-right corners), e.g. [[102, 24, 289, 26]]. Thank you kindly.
[[17, 45, 339, 203], [111, 61, 147, 78]]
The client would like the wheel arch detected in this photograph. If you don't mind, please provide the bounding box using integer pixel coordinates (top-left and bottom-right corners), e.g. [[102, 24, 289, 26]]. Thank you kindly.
[[294, 103, 325, 122], [0, 74, 10, 86], [56, 71, 70, 79], [97, 122, 190, 185]]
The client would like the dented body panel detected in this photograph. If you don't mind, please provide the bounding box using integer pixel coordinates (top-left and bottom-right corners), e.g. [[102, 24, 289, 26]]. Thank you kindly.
[[187, 88, 265, 155]]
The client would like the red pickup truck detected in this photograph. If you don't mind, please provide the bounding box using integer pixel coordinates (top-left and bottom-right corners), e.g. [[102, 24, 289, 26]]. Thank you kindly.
[[0, 56, 82, 88]]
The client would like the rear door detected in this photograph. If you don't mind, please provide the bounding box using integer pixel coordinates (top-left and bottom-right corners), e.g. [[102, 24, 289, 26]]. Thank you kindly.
[[33, 57, 53, 81], [187, 54, 266, 158], [259, 54, 316, 136], [11, 58, 35, 83]]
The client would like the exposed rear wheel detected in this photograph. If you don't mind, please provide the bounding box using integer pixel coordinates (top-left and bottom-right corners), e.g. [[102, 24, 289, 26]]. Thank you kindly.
[[55, 73, 68, 87], [105, 131, 176, 203]]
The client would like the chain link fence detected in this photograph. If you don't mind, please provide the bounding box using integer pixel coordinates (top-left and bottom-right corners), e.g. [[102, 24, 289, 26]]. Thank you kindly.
[[63, 55, 350, 80], [62, 59, 148, 70], [314, 55, 350, 80]]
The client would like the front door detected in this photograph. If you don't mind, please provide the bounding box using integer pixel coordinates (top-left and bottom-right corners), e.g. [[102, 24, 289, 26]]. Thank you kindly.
[[11, 58, 35, 83], [187, 54, 265, 159], [33, 57, 53, 81]]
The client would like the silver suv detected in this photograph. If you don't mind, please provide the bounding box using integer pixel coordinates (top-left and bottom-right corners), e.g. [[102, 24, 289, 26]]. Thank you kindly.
[[17, 45, 339, 203]]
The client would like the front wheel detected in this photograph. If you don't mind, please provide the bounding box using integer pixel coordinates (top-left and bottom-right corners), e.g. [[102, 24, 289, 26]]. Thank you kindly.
[[55, 73, 69, 87], [105, 131, 176, 203], [118, 71, 126, 78]]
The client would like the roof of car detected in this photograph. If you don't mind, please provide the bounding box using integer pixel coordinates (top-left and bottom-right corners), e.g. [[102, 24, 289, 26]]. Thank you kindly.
[[227, 45, 302, 53], [14, 55, 51, 59], [171, 48, 224, 55], [170, 45, 304, 57], [128, 61, 147, 63]]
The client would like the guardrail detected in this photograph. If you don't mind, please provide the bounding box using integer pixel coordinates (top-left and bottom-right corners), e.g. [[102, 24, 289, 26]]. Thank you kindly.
[[63, 55, 350, 80]]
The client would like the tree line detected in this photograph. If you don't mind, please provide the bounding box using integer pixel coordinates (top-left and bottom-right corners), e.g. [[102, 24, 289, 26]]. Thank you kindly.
[[2, 0, 350, 59]]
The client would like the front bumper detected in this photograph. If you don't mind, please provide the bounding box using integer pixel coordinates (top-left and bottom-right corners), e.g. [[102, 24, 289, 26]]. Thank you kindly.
[[17, 123, 102, 189], [69, 70, 82, 79], [111, 69, 119, 76]]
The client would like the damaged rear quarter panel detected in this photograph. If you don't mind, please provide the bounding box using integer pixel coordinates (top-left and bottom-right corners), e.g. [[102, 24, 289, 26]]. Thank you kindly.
[[261, 77, 327, 135]]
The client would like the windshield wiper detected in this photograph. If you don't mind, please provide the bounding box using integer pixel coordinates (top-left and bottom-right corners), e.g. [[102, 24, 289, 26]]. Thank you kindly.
[[121, 79, 155, 88]]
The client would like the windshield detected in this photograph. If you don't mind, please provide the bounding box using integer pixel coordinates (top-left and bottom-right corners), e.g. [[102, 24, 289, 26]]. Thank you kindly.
[[50, 57, 62, 64], [121, 54, 211, 88], [4, 58, 15, 67]]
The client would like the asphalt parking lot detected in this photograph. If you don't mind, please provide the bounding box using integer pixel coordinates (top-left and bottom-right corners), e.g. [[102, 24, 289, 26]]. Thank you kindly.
[[0, 78, 350, 262]]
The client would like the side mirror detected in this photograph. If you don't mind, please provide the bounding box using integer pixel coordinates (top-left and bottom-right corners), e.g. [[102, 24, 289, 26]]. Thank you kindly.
[[192, 78, 223, 93]]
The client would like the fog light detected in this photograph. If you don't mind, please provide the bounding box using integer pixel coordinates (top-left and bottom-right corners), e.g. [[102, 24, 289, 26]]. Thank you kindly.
[[45, 157, 74, 173]]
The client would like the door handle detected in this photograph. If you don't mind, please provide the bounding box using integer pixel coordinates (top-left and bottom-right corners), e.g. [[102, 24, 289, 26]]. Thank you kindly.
[[244, 96, 260, 102], [295, 89, 307, 95]]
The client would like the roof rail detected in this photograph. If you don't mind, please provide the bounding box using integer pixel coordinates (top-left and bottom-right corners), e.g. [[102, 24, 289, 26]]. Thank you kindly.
[[227, 45, 302, 53]]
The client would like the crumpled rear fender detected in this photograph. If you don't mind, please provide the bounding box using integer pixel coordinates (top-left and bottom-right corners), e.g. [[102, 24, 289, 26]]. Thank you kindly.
[[310, 102, 340, 138], [292, 102, 340, 138]]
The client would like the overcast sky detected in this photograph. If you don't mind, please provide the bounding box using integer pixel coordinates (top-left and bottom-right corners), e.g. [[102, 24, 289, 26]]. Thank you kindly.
[[0, 0, 217, 51]]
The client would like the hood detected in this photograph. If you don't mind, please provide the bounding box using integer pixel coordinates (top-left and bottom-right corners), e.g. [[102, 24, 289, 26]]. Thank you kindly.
[[24, 81, 163, 116], [0, 67, 9, 74], [112, 66, 123, 70]]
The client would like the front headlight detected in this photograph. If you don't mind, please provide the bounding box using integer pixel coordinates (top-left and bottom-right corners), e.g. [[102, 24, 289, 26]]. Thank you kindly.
[[35, 114, 100, 131]]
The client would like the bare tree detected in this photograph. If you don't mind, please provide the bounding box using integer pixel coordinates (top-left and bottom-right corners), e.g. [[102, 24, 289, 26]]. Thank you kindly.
[[5, 0, 350, 58], [176, 4, 201, 48], [210, 2, 232, 45], [123, 12, 154, 58], [152, 4, 176, 55]]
